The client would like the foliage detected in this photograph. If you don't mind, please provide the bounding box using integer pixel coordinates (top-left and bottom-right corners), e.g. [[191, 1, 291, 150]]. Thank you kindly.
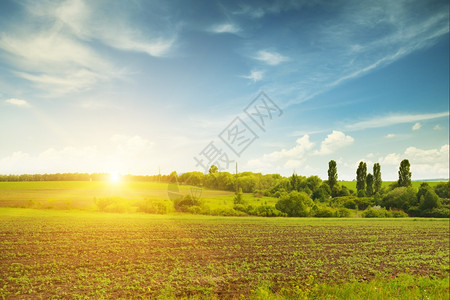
[[137, 198, 173, 214], [381, 187, 417, 211], [362, 207, 407, 218], [233, 188, 245, 205], [398, 159, 412, 187], [173, 194, 203, 212], [208, 165, 218, 174], [419, 189, 441, 211], [434, 182, 449, 199], [311, 206, 351, 217], [327, 160, 338, 189], [275, 191, 314, 217], [373, 163, 382, 194], [356, 161, 367, 195], [365, 173, 373, 196], [94, 197, 132, 213]]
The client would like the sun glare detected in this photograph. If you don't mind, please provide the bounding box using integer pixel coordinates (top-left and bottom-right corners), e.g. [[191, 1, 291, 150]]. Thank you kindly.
[[109, 171, 121, 183]]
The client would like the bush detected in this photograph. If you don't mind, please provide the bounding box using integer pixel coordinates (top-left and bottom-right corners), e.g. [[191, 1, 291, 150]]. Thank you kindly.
[[421, 208, 449, 218], [336, 207, 352, 217], [173, 194, 203, 212], [233, 204, 285, 217], [382, 187, 417, 211], [390, 209, 408, 218], [208, 208, 246, 216], [313, 206, 335, 217], [434, 182, 449, 199], [94, 197, 132, 213], [254, 205, 285, 217], [275, 191, 314, 217], [362, 207, 391, 218], [137, 198, 173, 214], [419, 189, 441, 210], [312, 206, 352, 218]]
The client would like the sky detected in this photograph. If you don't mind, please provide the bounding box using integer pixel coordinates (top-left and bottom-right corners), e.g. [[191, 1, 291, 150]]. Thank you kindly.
[[0, 0, 448, 181]]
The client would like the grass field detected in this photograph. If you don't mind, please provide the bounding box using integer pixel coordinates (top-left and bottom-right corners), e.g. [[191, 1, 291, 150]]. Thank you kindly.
[[0, 181, 277, 211], [0, 180, 446, 212], [0, 208, 448, 298]]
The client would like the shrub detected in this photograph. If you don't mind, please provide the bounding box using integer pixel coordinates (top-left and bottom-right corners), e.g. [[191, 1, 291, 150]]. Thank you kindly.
[[137, 198, 173, 214], [390, 209, 408, 218], [382, 187, 417, 211], [95, 197, 132, 213], [173, 194, 203, 212], [313, 206, 335, 217], [254, 205, 285, 217], [336, 207, 352, 217], [275, 191, 314, 217], [362, 207, 391, 218], [421, 208, 449, 218], [434, 182, 449, 199], [209, 208, 246, 216], [419, 189, 441, 210]]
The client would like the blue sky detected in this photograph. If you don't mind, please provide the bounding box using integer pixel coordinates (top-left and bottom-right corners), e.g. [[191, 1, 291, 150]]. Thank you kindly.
[[0, 0, 448, 180]]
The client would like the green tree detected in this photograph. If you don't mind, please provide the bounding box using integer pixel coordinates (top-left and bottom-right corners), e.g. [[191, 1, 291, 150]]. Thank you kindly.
[[233, 188, 245, 205], [373, 163, 382, 194], [397, 159, 411, 187], [275, 191, 314, 217], [168, 171, 178, 183], [366, 173, 374, 196], [289, 173, 301, 192], [356, 162, 367, 196], [327, 160, 338, 189], [208, 165, 218, 174], [420, 189, 441, 210], [382, 187, 417, 211], [434, 182, 449, 199]]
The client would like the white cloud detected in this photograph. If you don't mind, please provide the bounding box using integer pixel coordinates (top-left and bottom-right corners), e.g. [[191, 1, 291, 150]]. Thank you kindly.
[[314, 131, 354, 155], [378, 144, 449, 179], [433, 125, 442, 130], [385, 133, 396, 138], [247, 135, 314, 171], [379, 153, 402, 165], [0, 135, 155, 174], [412, 122, 421, 131], [254, 50, 289, 66], [242, 70, 264, 82], [346, 111, 448, 131], [210, 23, 240, 34], [4, 98, 31, 108]]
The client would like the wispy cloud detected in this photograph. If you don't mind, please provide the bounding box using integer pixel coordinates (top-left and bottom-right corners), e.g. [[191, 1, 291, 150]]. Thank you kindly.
[[0, 0, 176, 96], [241, 70, 264, 82], [4, 98, 31, 108], [346, 112, 449, 131], [412, 122, 422, 131], [276, 1, 449, 107], [385, 133, 396, 138], [210, 23, 240, 34], [254, 50, 289, 66]]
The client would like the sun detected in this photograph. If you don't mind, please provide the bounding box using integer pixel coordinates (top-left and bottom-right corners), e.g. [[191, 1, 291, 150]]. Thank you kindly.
[[109, 171, 121, 183]]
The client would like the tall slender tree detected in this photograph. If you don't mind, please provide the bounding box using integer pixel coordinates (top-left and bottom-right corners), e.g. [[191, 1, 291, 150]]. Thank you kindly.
[[366, 173, 374, 196], [373, 163, 382, 194], [327, 160, 338, 189], [398, 159, 412, 187], [356, 161, 367, 195]]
